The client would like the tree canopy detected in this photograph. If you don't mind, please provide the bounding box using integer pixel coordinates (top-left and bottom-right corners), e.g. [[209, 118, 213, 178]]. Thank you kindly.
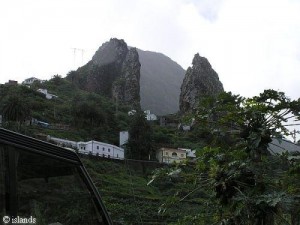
[[126, 110, 155, 160], [157, 90, 300, 225]]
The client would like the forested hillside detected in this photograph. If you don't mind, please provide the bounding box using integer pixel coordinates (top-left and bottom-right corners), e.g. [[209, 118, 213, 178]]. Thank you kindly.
[[1, 78, 299, 225], [0, 76, 131, 144], [0, 76, 206, 149]]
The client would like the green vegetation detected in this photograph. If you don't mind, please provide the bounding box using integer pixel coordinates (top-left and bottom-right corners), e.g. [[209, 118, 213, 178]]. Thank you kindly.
[[152, 90, 300, 225], [126, 110, 155, 160], [82, 157, 205, 225], [1, 79, 299, 225], [0, 77, 207, 149], [0, 76, 131, 144]]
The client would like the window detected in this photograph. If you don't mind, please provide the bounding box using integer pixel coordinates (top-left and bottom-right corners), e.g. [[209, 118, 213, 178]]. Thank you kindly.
[[108, 149, 110, 152], [165, 152, 169, 156], [172, 152, 177, 157], [97, 146, 99, 150], [108, 155, 110, 158], [102, 147, 105, 151], [181, 154, 184, 157], [117, 154, 119, 158]]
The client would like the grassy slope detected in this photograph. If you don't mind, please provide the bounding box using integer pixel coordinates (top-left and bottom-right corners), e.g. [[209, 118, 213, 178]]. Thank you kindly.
[[81, 157, 206, 225]]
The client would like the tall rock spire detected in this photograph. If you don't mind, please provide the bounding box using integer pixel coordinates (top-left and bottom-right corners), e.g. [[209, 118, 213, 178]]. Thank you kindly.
[[179, 53, 224, 113], [112, 47, 141, 109], [68, 38, 141, 110]]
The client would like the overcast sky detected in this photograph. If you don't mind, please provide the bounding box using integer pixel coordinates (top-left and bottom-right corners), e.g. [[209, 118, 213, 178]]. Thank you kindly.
[[1, 0, 299, 100]]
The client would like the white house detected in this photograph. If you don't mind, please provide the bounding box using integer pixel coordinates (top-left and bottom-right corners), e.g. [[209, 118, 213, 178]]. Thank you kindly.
[[156, 148, 187, 164], [156, 147, 197, 164], [37, 89, 58, 99], [47, 136, 77, 149], [178, 148, 196, 158], [178, 124, 191, 131], [144, 110, 157, 121], [77, 140, 125, 159], [127, 110, 157, 121], [22, 77, 41, 85], [128, 110, 137, 116]]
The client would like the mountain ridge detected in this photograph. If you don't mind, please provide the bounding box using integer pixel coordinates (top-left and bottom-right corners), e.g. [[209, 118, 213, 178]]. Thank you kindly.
[[68, 38, 186, 116]]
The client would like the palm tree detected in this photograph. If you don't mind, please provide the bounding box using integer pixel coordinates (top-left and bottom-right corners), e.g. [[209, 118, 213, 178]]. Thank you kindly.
[[2, 95, 31, 124]]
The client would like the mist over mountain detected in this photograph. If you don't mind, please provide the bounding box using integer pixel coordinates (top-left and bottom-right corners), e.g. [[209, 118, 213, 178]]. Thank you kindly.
[[137, 49, 185, 115]]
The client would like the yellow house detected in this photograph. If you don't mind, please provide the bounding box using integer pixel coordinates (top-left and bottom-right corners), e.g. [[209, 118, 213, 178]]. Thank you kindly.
[[156, 148, 187, 164]]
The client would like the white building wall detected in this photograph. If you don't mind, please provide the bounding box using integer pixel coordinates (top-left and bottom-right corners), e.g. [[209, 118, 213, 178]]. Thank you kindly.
[[37, 89, 57, 99], [146, 114, 157, 121], [37, 89, 48, 95], [48, 136, 77, 148], [23, 77, 40, 85], [77, 141, 124, 159], [178, 148, 196, 158], [144, 110, 157, 121], [156, 148, 187, 164]]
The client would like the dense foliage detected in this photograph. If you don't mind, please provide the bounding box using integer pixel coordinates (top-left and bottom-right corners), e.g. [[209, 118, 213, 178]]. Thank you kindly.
[[0, 77, 131, 144], [82, 157, 205, 225], [0, 77, 209, 148], [155, 90, 300, 225], [1, 79, 299, 225], [126, 110, 155, 160]]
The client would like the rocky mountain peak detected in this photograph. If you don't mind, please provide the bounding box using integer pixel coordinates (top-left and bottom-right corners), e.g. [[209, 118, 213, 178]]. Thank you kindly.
[[67, 38, 141, 109], [112, 47, 141, 109], [179, 53, 224, 113], [92, 38, 128, 67], [192, 53, 212, 70], [67, 38, 186, 115]]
